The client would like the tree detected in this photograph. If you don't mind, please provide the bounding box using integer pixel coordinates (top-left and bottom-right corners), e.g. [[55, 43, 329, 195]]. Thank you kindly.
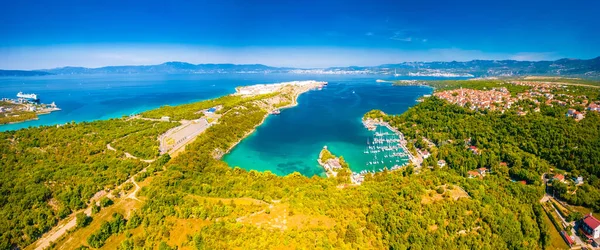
[[76, 212, 92, 228], [99, 197, 113, 208]]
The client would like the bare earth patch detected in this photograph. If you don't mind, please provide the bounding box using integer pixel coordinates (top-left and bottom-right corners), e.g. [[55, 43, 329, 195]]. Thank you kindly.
[[421, 185, 470, 204]]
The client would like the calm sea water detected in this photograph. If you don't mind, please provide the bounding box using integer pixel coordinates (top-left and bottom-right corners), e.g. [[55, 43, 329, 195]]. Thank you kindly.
[[0, 74, 442, 176]]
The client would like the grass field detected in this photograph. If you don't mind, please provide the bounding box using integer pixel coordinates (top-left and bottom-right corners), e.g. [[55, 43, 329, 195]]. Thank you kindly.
[[571, 204, 593, 216], [541, 208, 570, 250]]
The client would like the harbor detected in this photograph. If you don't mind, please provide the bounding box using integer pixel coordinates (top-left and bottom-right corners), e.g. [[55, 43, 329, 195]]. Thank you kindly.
[[224, 78, 432, 177], [316, 120, 417, 185], [347, 118, 419, 184], [0, 92, 60, 124]]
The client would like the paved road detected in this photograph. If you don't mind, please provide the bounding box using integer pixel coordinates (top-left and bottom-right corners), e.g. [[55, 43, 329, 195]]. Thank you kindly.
[[160, 118, 210, 154]]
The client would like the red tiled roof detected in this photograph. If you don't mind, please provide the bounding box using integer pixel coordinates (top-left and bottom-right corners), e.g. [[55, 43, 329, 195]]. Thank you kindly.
[[467, 171, 480, 176], [519, 181, 527, 185], [583, 214, 600, 230], [554, 174, 565, 181]]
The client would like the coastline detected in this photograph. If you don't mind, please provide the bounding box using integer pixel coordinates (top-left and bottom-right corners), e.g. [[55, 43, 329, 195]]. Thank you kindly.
[[4, 117, 40, 125], [316, 146, 335, 178], [220, 81, 322, 158]]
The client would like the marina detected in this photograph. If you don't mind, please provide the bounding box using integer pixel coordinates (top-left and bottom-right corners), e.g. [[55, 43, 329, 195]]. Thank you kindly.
[[346, 121, 415, 184], [223, 78, 432, 177]]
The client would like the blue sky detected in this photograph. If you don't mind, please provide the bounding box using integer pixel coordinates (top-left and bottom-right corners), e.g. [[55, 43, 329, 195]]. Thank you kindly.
[[1, 0, 599, 69]]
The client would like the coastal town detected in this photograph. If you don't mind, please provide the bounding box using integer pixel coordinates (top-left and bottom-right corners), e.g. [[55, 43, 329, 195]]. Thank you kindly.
[[0, 92, 60, 124], [432, 80, 600, 119]]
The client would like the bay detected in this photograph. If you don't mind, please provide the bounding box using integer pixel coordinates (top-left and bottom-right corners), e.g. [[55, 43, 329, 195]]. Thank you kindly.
[[0, 74, 447, 176]]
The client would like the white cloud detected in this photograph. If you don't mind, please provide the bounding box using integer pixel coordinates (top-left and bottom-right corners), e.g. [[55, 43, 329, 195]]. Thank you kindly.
[[389, 30, 427, 43], [365, 32, 374, 36], [509, 52, 557, 61], [391, 37, 413, 42]]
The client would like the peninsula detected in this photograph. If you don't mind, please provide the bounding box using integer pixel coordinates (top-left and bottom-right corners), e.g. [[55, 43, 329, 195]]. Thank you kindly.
[[0, 92, 60, 124]]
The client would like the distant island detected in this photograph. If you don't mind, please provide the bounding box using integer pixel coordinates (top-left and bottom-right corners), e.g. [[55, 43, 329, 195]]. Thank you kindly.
[[2, 56, 599, 77]]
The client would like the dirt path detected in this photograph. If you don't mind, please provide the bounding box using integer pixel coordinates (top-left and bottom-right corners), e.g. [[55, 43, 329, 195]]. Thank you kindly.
[[34, 202, 93, 250], [31, 148, 149, 249], [109, 142, 155, 162], [235, 200, 276, 223], [125, 179, 141, 201]]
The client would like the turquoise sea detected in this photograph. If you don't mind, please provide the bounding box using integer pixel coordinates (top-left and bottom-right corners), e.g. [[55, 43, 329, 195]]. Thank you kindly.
[[223, 78, 432, 176], [0, 74, 446, 176]]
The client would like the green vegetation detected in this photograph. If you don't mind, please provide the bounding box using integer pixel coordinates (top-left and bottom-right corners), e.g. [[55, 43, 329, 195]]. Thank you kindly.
[[0, 101, 41, 124], [3, 80, 598, 249], [86, 213, 135, 248], [396, 79, 533, 95], [141, 93, 276, 121], [0, 119, 171, 248], [86, 92, 549, 249], [319, 147, 351, 183], [99, 197, 114, 208], [112, 121, 177, 159], [319, 147, 335, 162], [0, 110, 38, 125], [366, 97, 600, 186], [76, 212, 92, 228]]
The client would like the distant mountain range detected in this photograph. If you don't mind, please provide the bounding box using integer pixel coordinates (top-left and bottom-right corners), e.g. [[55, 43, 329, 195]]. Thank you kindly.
[[0, 70, 53, 77], [42, 62, 293, 75], [2, 57, 599, 78]]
